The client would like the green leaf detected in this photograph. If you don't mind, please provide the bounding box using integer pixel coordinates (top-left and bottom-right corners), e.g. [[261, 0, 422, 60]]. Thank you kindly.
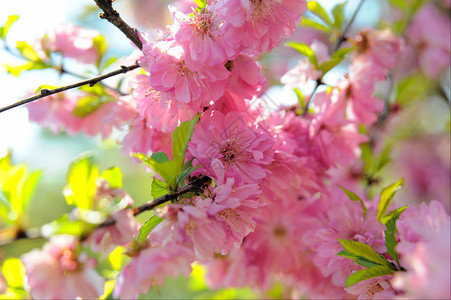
[[384, 206, 408, 268], [355, 257, 386, 268], [193, 0, 207, 9], [64, 153, 99, 210], [151, 176, 169, 199], [317, 47, 354, 74], [3, 61, 48, 76], [0, 15, 19, 40], [339, 186, 367, 217], [332, 2, 346, 30], [377, 178, 404, 224], [2, 258, 25, 288], [108, 246, 124, 271], [286, 42, 318, 67], [93, 35, 107, 67], [101, 167, 122, 189], [381, 205, 408, 225], [172, 115, 200, 176], [16, 41, 41, 62], [136, 215, 163, 243], [299, 17, 332, 34], [151, 151, 170, 163], [338, 239, 389, 267], [307, 1, 333, 28], [99, 56, 118, 72], [345, 266, 394, 287], [134, 153, 179, 189], [15, 169, 42, 216], [72, 94, 115, 117]]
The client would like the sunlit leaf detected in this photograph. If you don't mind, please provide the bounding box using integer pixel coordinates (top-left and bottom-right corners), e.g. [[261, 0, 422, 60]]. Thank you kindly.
[[72, 94, 115, 117], [151, 176, 169, 199], [286, 42, 318, 67], [384, 206, 408, 268], [299, 17, 332, 33], [64, 153, 99, 210], [377, 178, 404, 224], [16, 41, 41, 62], [172, 115, 200, 176], [307, 1, 333, 28], [3, 61, 48, 76], [332, 2, 346, 30], [101, 167, 122, 189], [345, 265, 394, 287], [194, 0, 207, 9], [108, 246, 124, 271], [0, 15, 19, 40], [2, 258, 25, 288], [338, 239, 390, 267], [93, 35, 108, 67]]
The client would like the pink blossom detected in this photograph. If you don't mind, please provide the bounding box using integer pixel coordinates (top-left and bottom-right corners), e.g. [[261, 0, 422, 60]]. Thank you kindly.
[[131, 74, 198, 132], [86, 209, 139, 255], [407, 4, 451, 78], [21, 235, 104, 299], [338, 62, 385, 125], [346, 276, 397, 299], [216, 0, 307, 53], [302, 192, 385, 288], [114, 242, 194, 299], [39, 24, 100, 64], [67, 96, 136, 139], [157, 198, 228, 259], [393, 201, 451, 298], [309, 91, 368, 168], [188, 110, 274, 185], [27, 92, 79, 133], [281, 58, 322, 89], [169, 5, 237, 68], [353, 29, 403, 71], [141, 40, 230, 110], [121, 116, 173, 157]]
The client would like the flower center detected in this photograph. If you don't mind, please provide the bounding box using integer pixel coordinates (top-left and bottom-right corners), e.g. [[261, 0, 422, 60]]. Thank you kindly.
[[251, 0, 274, 22], [191, 8, 220, 38], [273, 225, 287, 237], [219, 139, 240, 164]]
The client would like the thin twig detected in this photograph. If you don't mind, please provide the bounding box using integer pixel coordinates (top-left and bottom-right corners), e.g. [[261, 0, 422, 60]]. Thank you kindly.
[[94, 0, 142, 50], [98, 175, 211, 228], [0, 63, 139, 114], [303, 0, 366, 114]]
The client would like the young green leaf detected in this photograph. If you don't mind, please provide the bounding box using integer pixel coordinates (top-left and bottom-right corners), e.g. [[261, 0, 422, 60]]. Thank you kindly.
[[307, 1, 333, 28], [64, 153, 99, 210], [338, 239, 390, 267], [299, 17, 332, 34], [0, 15, 19, 40], [93, 35, 108, 68], [151, 151, 170, 163], [176, 165, 203, 187], [151, 176, 169, 199], [345, 265, 394, 287], [332, 2, 346, 30], [286, 42, 318, 67], [384, 206, 408, 269], [339, 186, 367, 217], [172, 115, 200, 175], [16, 41, 41, 62], [134, 153, 179, 189], [3, 61, 48, 76], [101, 167, 122, 189], [193, 0, 207, 9], [377, 178, 404, 224], [2, 258, 25, 288], [42, 214, 94, 236], [136, 215, 164, 243]]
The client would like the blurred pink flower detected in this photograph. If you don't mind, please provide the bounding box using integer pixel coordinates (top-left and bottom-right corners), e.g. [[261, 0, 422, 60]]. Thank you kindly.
[[21, 235, 104, 299], [393, 201, 451, 298], [114, 242, 194, 299], [407, 4, 451, 78], [39, 24, 100, 64]]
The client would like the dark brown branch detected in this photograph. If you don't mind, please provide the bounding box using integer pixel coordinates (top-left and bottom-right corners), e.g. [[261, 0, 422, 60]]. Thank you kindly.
[[94, 0, 142, 50], [97, 175, 211, 228], [0, 63, 139, 114]]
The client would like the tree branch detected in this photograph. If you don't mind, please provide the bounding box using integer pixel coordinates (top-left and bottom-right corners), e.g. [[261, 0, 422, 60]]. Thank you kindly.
[[0, 63, 139, 114], [303, 0, 366, 114], [94, 0, 143, 50], [97, 175, 211, 228]]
